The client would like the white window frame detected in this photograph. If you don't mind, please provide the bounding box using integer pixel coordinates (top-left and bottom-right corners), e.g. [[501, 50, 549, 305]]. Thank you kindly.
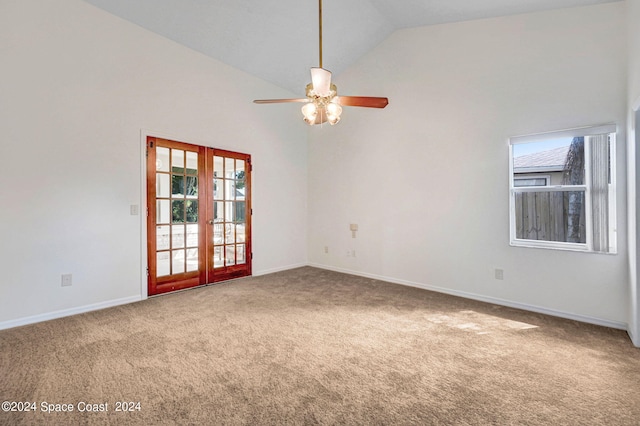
[[513, 174, 551, 187], [508, 124, 617, 253]]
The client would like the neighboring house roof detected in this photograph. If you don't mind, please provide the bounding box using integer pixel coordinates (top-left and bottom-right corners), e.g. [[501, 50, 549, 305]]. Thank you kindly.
[[513, 146, 569, 173]]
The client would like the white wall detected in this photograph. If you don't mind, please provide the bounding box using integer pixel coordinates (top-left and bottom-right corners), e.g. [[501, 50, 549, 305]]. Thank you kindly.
[[308, 3, 629, 327], [630, 0, 640, 104], [0, 0, 308, 327], [627, 0, 640, 345]]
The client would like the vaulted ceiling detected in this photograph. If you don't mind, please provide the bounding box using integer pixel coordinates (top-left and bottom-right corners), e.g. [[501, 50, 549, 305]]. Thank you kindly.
[[84, 0, 620, 94]]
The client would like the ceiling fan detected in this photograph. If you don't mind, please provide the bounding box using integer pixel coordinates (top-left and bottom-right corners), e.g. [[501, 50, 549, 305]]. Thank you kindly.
[[253, 0, 389, 125]]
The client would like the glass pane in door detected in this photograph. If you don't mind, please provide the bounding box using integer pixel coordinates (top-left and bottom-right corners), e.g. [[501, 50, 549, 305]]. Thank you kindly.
[[157, 252, 170, 277], [172, 149, 184, 171], [172, 225, 184, 249], [186, 224, 198, 247], [156, 147, 170, 172], [225, 158, 235, 179], [225, 223, 234, 244], [225, 245, 235, 266], [186, 248, 198, 272], [213, 246, 223, 268], [213, 224, 223, 245], [237, 244, 246, 264], [157, 174, 170, 198], [157, 200, 170, 224], [186, 151, 198, 175], [172, 250, 185, 274], [236, 224, 245, 243], [157, 225, 170, 250]]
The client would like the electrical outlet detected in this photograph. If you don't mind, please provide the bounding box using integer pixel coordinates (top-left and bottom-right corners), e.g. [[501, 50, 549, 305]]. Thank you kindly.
[[130, 204, 139, 215], [324, 246, 329, 254], [494, 269, 504, 281], [61, 274, 72, 287]]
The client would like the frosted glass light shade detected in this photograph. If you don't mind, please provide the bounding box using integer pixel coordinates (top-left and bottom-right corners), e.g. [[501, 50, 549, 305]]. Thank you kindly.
[[302, 102, 318, 124], [326, 102, 342, 125], [326, 102, 342, 117]]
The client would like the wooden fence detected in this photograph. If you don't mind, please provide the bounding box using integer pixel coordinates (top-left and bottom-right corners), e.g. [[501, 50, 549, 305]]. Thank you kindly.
[[514, 191, 585, 243]]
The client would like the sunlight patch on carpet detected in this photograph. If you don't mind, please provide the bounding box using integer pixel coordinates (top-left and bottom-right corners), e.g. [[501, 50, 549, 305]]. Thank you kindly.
[[426, 310, 538, 334]]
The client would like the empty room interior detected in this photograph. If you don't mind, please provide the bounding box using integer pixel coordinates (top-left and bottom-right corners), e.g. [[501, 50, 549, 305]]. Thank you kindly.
[[2, 0, 640, 424]]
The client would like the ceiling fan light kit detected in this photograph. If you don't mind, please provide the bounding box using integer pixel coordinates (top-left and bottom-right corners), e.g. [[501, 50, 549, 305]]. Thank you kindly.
[[302, 73, 343, 125], [253, 0, 388, 126]]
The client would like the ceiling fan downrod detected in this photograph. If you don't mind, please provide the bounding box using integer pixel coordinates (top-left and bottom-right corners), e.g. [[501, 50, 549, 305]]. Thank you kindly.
[[318, 0, 323, 68]]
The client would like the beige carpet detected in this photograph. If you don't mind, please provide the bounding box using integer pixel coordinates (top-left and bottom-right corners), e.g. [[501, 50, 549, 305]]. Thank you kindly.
[[1, 266, 639, 425]]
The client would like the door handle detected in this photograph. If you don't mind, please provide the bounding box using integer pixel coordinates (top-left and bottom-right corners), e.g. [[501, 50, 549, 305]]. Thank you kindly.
[[207, 220, 214, 225]]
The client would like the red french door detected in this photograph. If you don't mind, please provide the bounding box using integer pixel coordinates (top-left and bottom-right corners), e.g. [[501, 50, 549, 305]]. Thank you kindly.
[[146, 137, 252, 295]]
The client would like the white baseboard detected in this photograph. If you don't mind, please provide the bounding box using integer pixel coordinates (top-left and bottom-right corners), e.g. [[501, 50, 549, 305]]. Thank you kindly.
[[0, 296, 142, 331], [253, 263, 308, 277], [628, 327, 639, 347], [307, 263, 628, 332]]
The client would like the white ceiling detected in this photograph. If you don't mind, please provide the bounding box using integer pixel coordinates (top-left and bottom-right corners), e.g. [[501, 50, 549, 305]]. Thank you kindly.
[[84, 0, 620, 94]]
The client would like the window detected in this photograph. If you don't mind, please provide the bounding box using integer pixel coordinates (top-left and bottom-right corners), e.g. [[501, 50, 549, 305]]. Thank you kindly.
[[509, 124, 616, 253]]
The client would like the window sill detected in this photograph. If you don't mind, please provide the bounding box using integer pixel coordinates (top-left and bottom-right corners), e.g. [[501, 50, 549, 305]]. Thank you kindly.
[[510, 239, 616, 254]]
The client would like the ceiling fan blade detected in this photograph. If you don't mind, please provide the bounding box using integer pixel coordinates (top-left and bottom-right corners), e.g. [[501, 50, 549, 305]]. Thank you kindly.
[[335, 96, 389, 108], [253, 98, 309, 104], [310, 67, 332, 96]]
